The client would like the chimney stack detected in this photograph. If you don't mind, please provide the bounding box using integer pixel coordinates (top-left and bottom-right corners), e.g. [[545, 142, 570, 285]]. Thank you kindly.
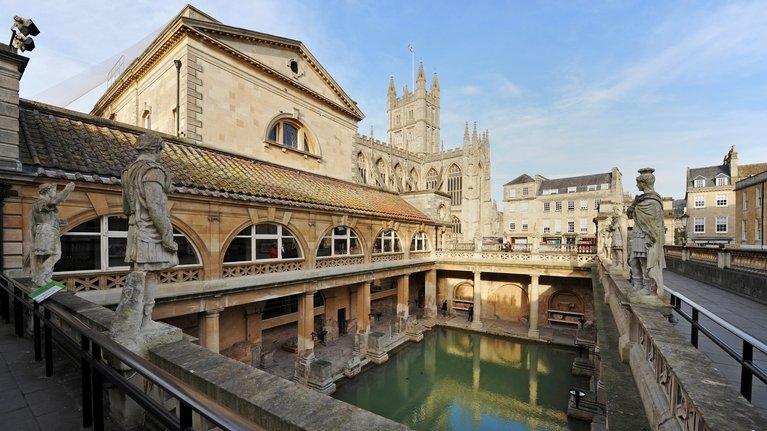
[[0, 45, 28, 172]]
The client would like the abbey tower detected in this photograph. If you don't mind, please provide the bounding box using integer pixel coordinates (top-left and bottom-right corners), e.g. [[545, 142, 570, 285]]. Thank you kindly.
[[387, 63, 440, 154]]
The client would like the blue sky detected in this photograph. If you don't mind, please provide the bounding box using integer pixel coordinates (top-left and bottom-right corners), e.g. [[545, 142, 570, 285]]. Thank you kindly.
[[11, 0, 767, 202]]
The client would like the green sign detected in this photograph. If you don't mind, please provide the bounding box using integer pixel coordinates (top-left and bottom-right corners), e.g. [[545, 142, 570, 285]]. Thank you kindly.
[[29, 280, 64, 303]]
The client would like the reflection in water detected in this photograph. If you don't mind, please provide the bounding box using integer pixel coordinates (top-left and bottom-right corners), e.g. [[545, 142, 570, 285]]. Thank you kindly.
[[333, 327, 589, 431]]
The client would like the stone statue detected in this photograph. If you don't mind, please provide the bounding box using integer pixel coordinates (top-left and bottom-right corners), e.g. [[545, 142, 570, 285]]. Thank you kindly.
[[609, 206, 627, 269], [599, 216, 613, 258], [627, 168, 666, 298], [110, 133, 181, 353], [28, 182, 75, 286]]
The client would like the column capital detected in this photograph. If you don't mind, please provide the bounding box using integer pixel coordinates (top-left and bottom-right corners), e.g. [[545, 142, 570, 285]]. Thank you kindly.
[[530, 273, 540, 282], [204, 307, 224, 316]]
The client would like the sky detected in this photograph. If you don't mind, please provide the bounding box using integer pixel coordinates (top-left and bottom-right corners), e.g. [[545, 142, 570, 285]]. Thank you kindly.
[[9, 0, 767, 203]]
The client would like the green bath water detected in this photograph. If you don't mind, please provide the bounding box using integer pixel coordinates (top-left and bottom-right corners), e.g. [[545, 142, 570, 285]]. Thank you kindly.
[[333, 327, 590, 431]]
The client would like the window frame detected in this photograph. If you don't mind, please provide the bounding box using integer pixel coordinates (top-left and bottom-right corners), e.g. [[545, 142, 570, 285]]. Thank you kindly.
[[715, 194, 728, 207], [694, 178, 706, 188], [694, 195, 705, 208], [410, 231, 429, 252], [715, 216, 728, 233], [317, 226, 362, 258], [693, 217, 705, 233], [374, 229, 402, 254], [266, 117, 317, 155], [224, 223, 303, 264], [56, 216, 201, 275]]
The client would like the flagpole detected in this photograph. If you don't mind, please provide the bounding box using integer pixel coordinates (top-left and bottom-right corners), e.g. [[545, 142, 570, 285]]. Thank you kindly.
[[409, 44, 414, 89]]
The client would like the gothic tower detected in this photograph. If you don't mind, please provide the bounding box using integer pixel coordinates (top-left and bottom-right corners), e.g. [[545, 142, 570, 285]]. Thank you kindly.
[[387, 62, 440, 154]]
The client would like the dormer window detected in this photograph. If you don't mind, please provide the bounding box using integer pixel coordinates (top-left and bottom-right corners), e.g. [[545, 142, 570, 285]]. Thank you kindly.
[[694, 179, 706, 188], [715, 176, 730, 186]]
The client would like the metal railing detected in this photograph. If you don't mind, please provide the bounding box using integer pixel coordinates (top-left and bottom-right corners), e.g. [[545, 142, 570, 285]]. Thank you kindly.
[[667, 287, 767, 402], [0, 274, 257, 430]]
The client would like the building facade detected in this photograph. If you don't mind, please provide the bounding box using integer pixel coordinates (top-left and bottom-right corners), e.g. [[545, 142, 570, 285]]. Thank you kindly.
[[352, 64, 501, 243], [502, 169, 624, 246], [735, 171, 766, 249], [685, 146, 767, 245]]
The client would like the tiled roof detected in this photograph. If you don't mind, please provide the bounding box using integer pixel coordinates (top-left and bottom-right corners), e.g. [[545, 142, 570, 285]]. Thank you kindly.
[[538, 172, 612, 194], [18, 100, 430, 223], [740, 163, 767, 179], [736, 170, 767, 190], [504, 174, 535, 186]]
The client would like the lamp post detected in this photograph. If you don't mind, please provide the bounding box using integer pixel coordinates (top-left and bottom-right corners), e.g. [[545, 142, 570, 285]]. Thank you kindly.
[[569, 388, 586, 409]]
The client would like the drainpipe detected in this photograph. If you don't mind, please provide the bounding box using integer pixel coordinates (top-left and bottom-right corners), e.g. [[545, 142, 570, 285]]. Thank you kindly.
[[174, 59, 182, 137]]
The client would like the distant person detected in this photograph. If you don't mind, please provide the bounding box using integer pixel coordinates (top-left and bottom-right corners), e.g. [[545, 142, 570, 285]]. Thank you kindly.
[[269, 243, 278, 258], [441, 300, 448, 317], [468, 304, 474, 322]]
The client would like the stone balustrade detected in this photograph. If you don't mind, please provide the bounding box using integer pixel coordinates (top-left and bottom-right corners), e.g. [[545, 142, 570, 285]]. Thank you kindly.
[[435, 249, 598, 269], [54, 266, 203, 292], [665, 245, 767, 274], [595, 258, 763, 430]]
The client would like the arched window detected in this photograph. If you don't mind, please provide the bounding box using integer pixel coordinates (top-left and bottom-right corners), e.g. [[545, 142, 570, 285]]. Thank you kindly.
[[408, 168, 419, 191], [54, 216, 200, 273], [375, 158, 388, 185], [357, 153, 367, 184], [317, 226, 362, 257], [374, 229, 401, 254], [452, 216, 462, 234], [267, 117, 314, 153], [447, 164, 462, 205], [142, 108, 151, 130], [224, 223, 302, 263], [410, 231, 429, 251], [426, 168, 439, 190]]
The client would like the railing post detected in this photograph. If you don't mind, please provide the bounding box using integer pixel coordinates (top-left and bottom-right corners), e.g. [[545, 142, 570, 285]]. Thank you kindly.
[[0, 279, 9, 323], [43, 308, 53, 377], [179, 401, 193, 430], [691, 308, 699, 348], [81, 335, 93, 428], [91, 343, 104, 431], [33, 302, 41, 361], [13, 285, 23, 337], [741, 341, 753, 402]]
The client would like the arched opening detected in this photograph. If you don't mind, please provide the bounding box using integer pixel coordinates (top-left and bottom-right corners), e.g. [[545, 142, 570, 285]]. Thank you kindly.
[[447, 164, 462, 205], [317, 226, 363, 257], [54, 215, 201, 273], [451, 216, 462, 234], [373, 229, 402, 254], [426, 168, 439, 190], [408, 168, 419, 191], [265, 115, 318, 154], [223, 223, 303, 263], [487, 283, 528, 322], [356, 152, 368, 184], [548, 290, 585, 326]]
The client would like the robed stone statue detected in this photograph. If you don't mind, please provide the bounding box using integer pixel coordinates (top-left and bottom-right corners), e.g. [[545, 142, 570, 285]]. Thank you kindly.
[[627, 168, 666, 298], [29, 182, 75, 286], [110, 133, 181, 353]]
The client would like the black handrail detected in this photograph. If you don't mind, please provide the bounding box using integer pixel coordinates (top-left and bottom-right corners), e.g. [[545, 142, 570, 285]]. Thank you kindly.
[[667, 287, 767, 403], [0, 274, 258, 430]]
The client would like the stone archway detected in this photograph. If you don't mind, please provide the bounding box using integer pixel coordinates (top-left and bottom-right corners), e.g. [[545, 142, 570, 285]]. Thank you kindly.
[[486, 283, 528, 322]]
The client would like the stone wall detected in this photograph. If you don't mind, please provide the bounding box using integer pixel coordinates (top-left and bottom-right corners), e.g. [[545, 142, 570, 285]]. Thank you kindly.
[[666, 255, 767, 304]]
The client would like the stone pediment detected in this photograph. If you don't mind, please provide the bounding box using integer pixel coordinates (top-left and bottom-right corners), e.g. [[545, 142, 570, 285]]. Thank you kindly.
[[186, 20, 363, 120]]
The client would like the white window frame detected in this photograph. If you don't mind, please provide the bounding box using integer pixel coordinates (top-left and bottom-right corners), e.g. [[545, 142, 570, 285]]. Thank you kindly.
[[693, 217, 705, 233], [543, 202, 550, 212], [715, 216, 728, 233], [410, 231, 429, 252], [542, 220, 550, 234], [579, 200, 588, 210], [694, 178, 706, 188], [587, 185, 597, 191], [521, 220, 529, 232], [522, 187, 529, 196], [57, 216, 200, 274], [543, 189, 558, 195], [579, 219, 588, 233], [567, 186, 576, 193], [509, 222, 516, 232], [554, 220, 562, 234], [567, 200, 575, 212], [374, 229, 402, 254], [715, 176, 730, 186], [694, 196, 705, 208], [318, 226, 362, 257], [600, 183, 609, 190], [567, 220, 575, 233], [715, 194, 727, 207], [742, 192, 748, 210], [226, 223, 302, 263], [555, 201, 562, 212]]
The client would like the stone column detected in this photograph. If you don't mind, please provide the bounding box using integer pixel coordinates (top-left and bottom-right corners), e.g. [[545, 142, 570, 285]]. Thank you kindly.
[[245, 303, 264, 366], [200, 309, 221, 353], [424, 269, 437, 318], [472, 271, 482, 328], [528, 274, 540, 339], [294, 291, 315, 384], [357, 281, 371, 335], [396, 274, 410, 324]]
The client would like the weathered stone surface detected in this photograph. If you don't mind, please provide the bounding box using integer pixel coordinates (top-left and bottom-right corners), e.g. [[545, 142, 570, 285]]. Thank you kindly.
[[27, 182, 74, 286], [149, 340, 409, 431]]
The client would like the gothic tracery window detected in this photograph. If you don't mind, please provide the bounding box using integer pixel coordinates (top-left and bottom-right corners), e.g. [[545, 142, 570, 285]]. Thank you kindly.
[[451, 216, 462, 234], [426, 168, 439, 190], [357, 152, 367, 183], [447, 164, 462, 205]]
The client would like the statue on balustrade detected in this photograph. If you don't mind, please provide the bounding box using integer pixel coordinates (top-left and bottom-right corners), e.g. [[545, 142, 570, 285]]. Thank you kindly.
[[28, 182, 75, 286], [599, 217, 613, 258], [109, 133, 181, 353], [627, 168, 666, 298], [609, 206, 627, 270]]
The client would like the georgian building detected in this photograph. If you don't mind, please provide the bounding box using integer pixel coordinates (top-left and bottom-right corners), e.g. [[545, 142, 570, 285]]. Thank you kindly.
[[502, 169, 624, 247], [684, 146, 767, 245], [735, 171, 766, 249]]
